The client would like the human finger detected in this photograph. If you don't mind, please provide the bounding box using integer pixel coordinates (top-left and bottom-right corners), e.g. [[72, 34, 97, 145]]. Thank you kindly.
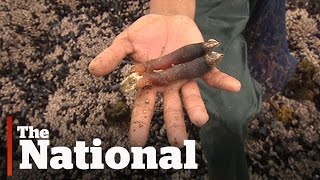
[[129, 88, 157, 147], [163, 88, 188, 148], [181, 80, 209, 127], [89, 30, 134, 77], [202, 67, 241, 92]]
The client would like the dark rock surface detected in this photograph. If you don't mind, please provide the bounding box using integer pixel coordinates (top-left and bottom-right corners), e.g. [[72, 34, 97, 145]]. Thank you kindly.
[[0, 0, 319, 179]]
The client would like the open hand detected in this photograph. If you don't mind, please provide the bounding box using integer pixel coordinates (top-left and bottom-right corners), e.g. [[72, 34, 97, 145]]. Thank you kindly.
[[89, 14, 241, 147]]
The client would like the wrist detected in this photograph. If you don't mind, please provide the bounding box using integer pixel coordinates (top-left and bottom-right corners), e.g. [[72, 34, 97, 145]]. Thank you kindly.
[[149, 0, 196, 19]]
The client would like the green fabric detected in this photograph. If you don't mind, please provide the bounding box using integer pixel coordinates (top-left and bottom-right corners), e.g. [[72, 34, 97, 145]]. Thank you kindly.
[[195, 0, 262, 179]]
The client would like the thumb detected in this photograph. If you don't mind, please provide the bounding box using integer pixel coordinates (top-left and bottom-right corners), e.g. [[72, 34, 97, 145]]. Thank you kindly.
[[89, 30, 134, 77], [202, 68, 241, 92]]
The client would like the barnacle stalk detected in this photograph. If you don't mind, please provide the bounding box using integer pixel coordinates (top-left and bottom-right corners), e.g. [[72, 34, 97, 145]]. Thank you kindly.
[[132, 39, 220, 74], [120, 39, 223, 94]]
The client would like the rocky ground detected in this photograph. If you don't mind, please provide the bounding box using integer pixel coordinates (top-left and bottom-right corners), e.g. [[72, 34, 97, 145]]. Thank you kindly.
[[0, 0, 319, 179]]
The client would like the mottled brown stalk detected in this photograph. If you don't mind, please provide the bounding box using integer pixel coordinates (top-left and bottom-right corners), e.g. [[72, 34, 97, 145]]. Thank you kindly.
[[132, 39, 220, 74], [120, 39, 223, 94], [136, 51, 223, 88]]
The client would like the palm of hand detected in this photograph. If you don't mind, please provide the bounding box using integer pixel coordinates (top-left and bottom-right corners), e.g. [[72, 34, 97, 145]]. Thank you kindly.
[[127, 15, 203, 64]]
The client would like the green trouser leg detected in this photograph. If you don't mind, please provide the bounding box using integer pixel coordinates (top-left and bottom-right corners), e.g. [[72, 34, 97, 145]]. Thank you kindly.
[[195, 0, 262, 179]]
